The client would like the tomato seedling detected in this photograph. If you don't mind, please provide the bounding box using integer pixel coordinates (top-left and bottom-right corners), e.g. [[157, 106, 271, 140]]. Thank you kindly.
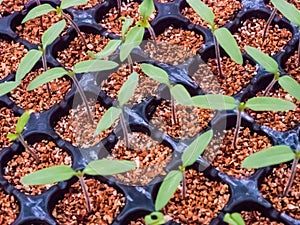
[[22, 0, 88, 48], [21, 159, 136, 213], [242, 145, 299, 196], [186, 0, 243, 78], [94, 72, 139, 148], [27, 59, 118, 124], [245, 46, 300, 100], [7, 110, 40, 163], [223, 212, 245, 225], [145, 130, 213, 223]]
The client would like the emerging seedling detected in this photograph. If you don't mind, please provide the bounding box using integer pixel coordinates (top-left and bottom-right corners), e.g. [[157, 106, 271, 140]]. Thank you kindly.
[[94, 72, 139, 148], [267, 0, 300, 66], [27, 59, 119, 124], [245, 46, 300, 100], [145, 130, 213, 223], [145, 212, 172, 225], [140, 63, 195, 125], [22, 0, 88, 48], [192, 95, 296, 149], [223, 212, 245, 225], [7, 110, 40, 163], [20, 159, 136, 213], [186, 0, 243, 78], [242, 145, 299, 196]]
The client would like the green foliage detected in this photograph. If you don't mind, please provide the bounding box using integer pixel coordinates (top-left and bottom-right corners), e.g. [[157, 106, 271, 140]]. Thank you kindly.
[[16, 49, 43, 81], [20, 159, 136, 185], [60, 0, 88, 9], [223, 213, 245, 225], [170, 84, 193, 106], [118, 72, 139, 106], [271, 0, 300, 26], [186, 0, 215, 29], [73, 59, 119, 74], [182, 130, 213, 167], [242, 145, 295, 168], [120, 17, 134, 41], [83, 159, 136, 176], [145, 212, 167, 225], [8, 110, 33, 141], [214, 28, 243, 65], [278, 76, 300, 102], [42, 20, 66, 48], [22, 4, 55, 23], [140, 63, 170, 86], [89, 40, 122, 59], [94, 107, 122, 135], [244, 96, 296, 111], [245, 46, 279, 75], [139, 0, 155, 20], [192, 94, 237, 110], [155, 170, 182, 211], [0, 81, 20, 97]]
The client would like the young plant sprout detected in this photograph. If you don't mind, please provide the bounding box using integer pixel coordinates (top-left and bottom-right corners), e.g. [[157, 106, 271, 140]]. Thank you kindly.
[[145, 130, 213, 224], [186, 0, 243, 78], [145, 212, 171, 225], [262, 8, 277, 41], [140, 63, 195, 125], [22, 0, 88, 48], [136, 0, 156, 44], [242, 145, 299, 196], [27, 59, 119, 124], [94, 72, 139, 148], [245, 46, 300, 100], [192, 95, 296, 149], [266, 0, 300, 66], [7, 110, 40, 163], [20, 159, 136, 213], [223, 212, 245, 225]]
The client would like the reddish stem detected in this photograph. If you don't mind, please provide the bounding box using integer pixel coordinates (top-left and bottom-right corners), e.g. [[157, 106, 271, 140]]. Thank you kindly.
[[41, 52, 52, 98], [213, 34, 223, 79], [233, 109, 242, 149], [282, 157, 299, 197], [79, 176, 92, 213], [262, 9, 277, 42], [19, 134, 40, 163]]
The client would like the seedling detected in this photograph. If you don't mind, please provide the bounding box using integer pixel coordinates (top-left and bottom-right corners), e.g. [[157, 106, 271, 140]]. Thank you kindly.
[[27, 59, 119, 124], [145, 130, 213, 223], [7, 110, 40, 163], [94, 72, 139, 148], [20, 20, 66, 97], [223, 212, 245, 225], [192, 95, 296, 149], [20, 159, 136, 213], [186, 0, 243, 78], [265, 0, 300, 66], [245, 46, 300, 100], [262, 8, 277, 41], [140, 63, 196, 125], [136, 0, 156, 44], [242, 145, 299, 196], [145, 212, 171, 225], [22, 0, 89, 48]]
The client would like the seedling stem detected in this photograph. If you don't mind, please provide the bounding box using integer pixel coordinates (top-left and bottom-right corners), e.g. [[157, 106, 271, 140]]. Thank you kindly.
[[283, 155, 299, 196], [213, 34, 223, 78], [262, 9, 277, 41], [78, 174, 92, 213], [18, 134, 40, 163], [40, 49, 52, 98], [120, 111, 130, 148]]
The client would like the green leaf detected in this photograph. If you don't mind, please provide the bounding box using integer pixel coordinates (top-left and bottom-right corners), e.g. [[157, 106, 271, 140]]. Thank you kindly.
[[121, 17, 134, 39], [22, 4, 55, 23], [16, 110, 33, 134], [118, 72, 139, 106], [245, 46, 279, 75], [279, 75, 300, 102], [223, 213, 245, 225], [155, 170, 182, 211], [91, 40, 122, 59], [0, 81, 20, 97], [120, 26, 145, 62], [170, 84, 193, 106], [7, 133, 19, 141], [214, 28, 243, 65], [20, 165, 76, 185], [186, 0, 215, 28], [242, 145, 294, 168], [182, 130, 213, 168], [145, 212, 167, 225], [42, 20, 66, 48], [27, 67, 67, 91], [73, 60, 119, 74], [271, 0, 300, 26], [16, 49, 43, 81], [60, 0, 88, 9], [139, 0, 155, 19], [245, 96, 296, 111], [84, 159, 136, 176], [94, 107, 122, 135], [191, 94, 237, 110], [140, 63, 170, 86]]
